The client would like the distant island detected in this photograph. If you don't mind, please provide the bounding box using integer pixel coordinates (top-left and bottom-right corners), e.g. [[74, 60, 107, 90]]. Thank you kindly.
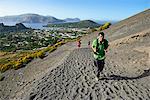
[[45, 20, 101, 28], [0, 14, 80, 24]]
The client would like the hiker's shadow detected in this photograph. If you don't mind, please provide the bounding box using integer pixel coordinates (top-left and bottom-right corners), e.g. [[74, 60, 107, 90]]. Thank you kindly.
[[100, 68, 150, 80]]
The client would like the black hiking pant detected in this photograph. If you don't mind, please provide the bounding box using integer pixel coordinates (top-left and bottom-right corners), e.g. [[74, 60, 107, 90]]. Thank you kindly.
[[94, 59, 105, 77]]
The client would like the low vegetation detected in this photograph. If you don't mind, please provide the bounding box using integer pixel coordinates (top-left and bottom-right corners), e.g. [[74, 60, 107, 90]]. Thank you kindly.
[[99, 22, 111, 31], [0, 38, 78, 73], [91, 22, 111, 32]]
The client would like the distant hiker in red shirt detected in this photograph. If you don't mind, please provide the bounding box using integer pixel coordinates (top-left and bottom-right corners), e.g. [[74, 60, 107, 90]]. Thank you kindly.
[[77, 40, 81, 48]]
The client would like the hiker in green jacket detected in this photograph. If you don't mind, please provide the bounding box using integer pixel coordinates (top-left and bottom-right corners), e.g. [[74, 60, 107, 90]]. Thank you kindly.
[[92, 32, 109, 80]]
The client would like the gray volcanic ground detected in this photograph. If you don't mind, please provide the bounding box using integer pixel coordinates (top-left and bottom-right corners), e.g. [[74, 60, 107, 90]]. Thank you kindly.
[[0, 9, 150, 100]]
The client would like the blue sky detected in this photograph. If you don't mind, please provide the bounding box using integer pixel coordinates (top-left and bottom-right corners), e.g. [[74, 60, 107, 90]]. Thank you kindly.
[[0, 0, 149, 20]]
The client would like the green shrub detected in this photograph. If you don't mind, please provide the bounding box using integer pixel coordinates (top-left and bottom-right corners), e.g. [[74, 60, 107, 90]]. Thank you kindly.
[[102, 22, 111, 30], [98, 22, 111, 31], [49, 46, 57, 53], [22, 55, 33, 64], [99, 26, 103, 31], [30, 51, 39, 58], [54, 41, 65, 47], [0, 62, 14, 72], [43, 46, 51, 52], [13, 60, 23, 70], [36, 50, 45, 59]]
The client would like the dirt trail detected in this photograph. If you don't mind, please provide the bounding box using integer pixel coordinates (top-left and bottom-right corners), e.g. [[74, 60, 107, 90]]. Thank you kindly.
[[13, 48, 150, 100]]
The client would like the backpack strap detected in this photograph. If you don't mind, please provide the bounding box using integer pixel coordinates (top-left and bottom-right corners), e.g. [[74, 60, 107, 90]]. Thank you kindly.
[[104, 39, 109, 50], [96, 38, 108, 50], [96, 38, 99, 52]]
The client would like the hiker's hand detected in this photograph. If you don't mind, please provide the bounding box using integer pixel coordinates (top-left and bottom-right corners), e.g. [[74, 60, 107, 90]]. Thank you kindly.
[[93, 48, 96, 53], [92, 47, 98, 54], [105, 49, 108, 53]]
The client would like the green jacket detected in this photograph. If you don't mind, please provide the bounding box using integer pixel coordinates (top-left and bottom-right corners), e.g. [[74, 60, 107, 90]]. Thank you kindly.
[[92, 38, 109, 60]]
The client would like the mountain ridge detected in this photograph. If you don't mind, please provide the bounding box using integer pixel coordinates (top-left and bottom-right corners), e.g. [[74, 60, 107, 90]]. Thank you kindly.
[[46, 20, 100, 28], [0, 13, 80, 24]]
